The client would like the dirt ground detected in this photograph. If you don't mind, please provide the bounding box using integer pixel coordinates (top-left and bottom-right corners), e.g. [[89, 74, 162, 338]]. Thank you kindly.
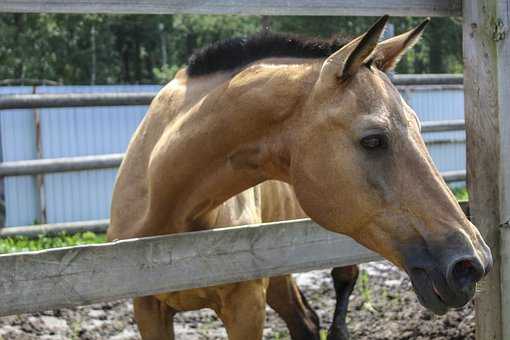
[[0, 261, 474, 340]]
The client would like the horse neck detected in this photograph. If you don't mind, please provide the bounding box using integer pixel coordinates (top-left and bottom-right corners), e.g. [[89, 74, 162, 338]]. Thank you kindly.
[[143, 63, 317, 235]]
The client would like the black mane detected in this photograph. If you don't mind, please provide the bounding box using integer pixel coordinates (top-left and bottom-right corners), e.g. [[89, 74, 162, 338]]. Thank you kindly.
[[186, 32, 348, 77]]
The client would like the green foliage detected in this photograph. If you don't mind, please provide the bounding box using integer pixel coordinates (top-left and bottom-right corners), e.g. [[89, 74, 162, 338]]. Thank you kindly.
[[358, 270, 372, 304], [269, 15, 374, 38], [357, 270, 378, 314], [396, 17, 463, 74], [452, 186, 469, 201], [153, 64, 181, 84], [0, 14, 462, 85], [269, 16, 462, 74], [273, 331, 290, 340], [0, 231, 106, 254]]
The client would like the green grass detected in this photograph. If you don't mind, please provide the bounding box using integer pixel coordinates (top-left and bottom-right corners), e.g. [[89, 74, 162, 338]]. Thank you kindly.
[[0, 231, 106, 254], [452, 186, 469, 201], [357, 270, 378, 314], [358, 270, 372, 304]]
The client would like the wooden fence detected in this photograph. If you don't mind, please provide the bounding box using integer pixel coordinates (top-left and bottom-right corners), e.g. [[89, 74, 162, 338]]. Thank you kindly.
[[0, 2, 509, 340], [0, 1, 462, 16], [0, 199, 471, 317], [0, 219, 381, 316]]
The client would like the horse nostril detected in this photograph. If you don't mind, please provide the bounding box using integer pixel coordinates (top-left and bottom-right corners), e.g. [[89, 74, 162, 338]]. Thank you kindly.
[[449, 258, 484, 291]]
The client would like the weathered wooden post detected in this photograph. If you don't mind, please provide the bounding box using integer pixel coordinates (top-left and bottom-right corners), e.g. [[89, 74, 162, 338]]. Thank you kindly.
[[463, 1, 510, 339]]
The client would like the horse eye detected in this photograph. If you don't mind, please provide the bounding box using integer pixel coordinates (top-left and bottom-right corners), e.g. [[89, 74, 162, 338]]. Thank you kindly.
[[360, 134, 388, 150]]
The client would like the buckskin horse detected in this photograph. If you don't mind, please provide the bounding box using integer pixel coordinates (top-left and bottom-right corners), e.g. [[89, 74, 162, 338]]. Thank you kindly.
[[108, 15, 492, 340]]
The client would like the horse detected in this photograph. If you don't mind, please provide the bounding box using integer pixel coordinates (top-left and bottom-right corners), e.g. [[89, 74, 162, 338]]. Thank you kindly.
[[108, 15, 492, 340]]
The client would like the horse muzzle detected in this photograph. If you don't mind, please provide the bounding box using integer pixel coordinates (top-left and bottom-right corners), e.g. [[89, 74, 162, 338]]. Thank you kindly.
[[403, 238, 492, 314]]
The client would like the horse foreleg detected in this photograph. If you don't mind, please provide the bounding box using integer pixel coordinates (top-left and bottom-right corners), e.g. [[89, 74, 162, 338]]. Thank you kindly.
[[134, 295, 175, 340], [216, 279, 267, 340], [267, 275, 320, 340], [327, 265, 359, 340]]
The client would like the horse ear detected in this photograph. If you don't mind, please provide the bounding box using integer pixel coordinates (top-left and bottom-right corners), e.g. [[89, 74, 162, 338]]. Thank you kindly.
[[320, 15, 388, 81], [372, 18, 430, 72]]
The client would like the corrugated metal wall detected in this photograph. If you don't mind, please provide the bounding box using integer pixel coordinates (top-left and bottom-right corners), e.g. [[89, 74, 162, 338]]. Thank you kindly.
[[0, 85, 161, 226], [37, 85, 161, 225], [402, 87, 465, 172], [0, 84, 465, 227], [0, 86, 40, 227]]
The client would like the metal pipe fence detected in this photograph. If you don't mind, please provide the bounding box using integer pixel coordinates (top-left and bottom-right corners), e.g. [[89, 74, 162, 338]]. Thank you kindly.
[[0, 76, 467, 236], [0, 92, 155, 110], [0, 121, 466, 177], [0, 75, 463, 110], [0, 154, 124, 176]]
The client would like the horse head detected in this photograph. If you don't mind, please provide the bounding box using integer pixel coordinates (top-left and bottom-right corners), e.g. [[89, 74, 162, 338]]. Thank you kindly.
[[288, 16, 492, 314]]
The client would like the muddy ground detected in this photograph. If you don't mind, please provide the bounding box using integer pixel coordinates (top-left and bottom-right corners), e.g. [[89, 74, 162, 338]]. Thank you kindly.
[[0, 261, 474, 340]]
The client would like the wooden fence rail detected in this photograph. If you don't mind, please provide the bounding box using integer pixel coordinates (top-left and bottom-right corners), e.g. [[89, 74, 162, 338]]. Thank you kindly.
[[0, 0, 462, 17], [0, 219, 381, 316], [0, 200, 471, 316]]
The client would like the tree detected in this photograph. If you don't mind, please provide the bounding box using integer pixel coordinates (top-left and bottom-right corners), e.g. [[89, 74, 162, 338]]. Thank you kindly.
[[0, 14, 463, 84]]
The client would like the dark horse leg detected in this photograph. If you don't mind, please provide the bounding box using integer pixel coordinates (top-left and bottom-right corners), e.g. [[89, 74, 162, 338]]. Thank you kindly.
[[327, 265, 359, 340], [267, 275, 321, 340]]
